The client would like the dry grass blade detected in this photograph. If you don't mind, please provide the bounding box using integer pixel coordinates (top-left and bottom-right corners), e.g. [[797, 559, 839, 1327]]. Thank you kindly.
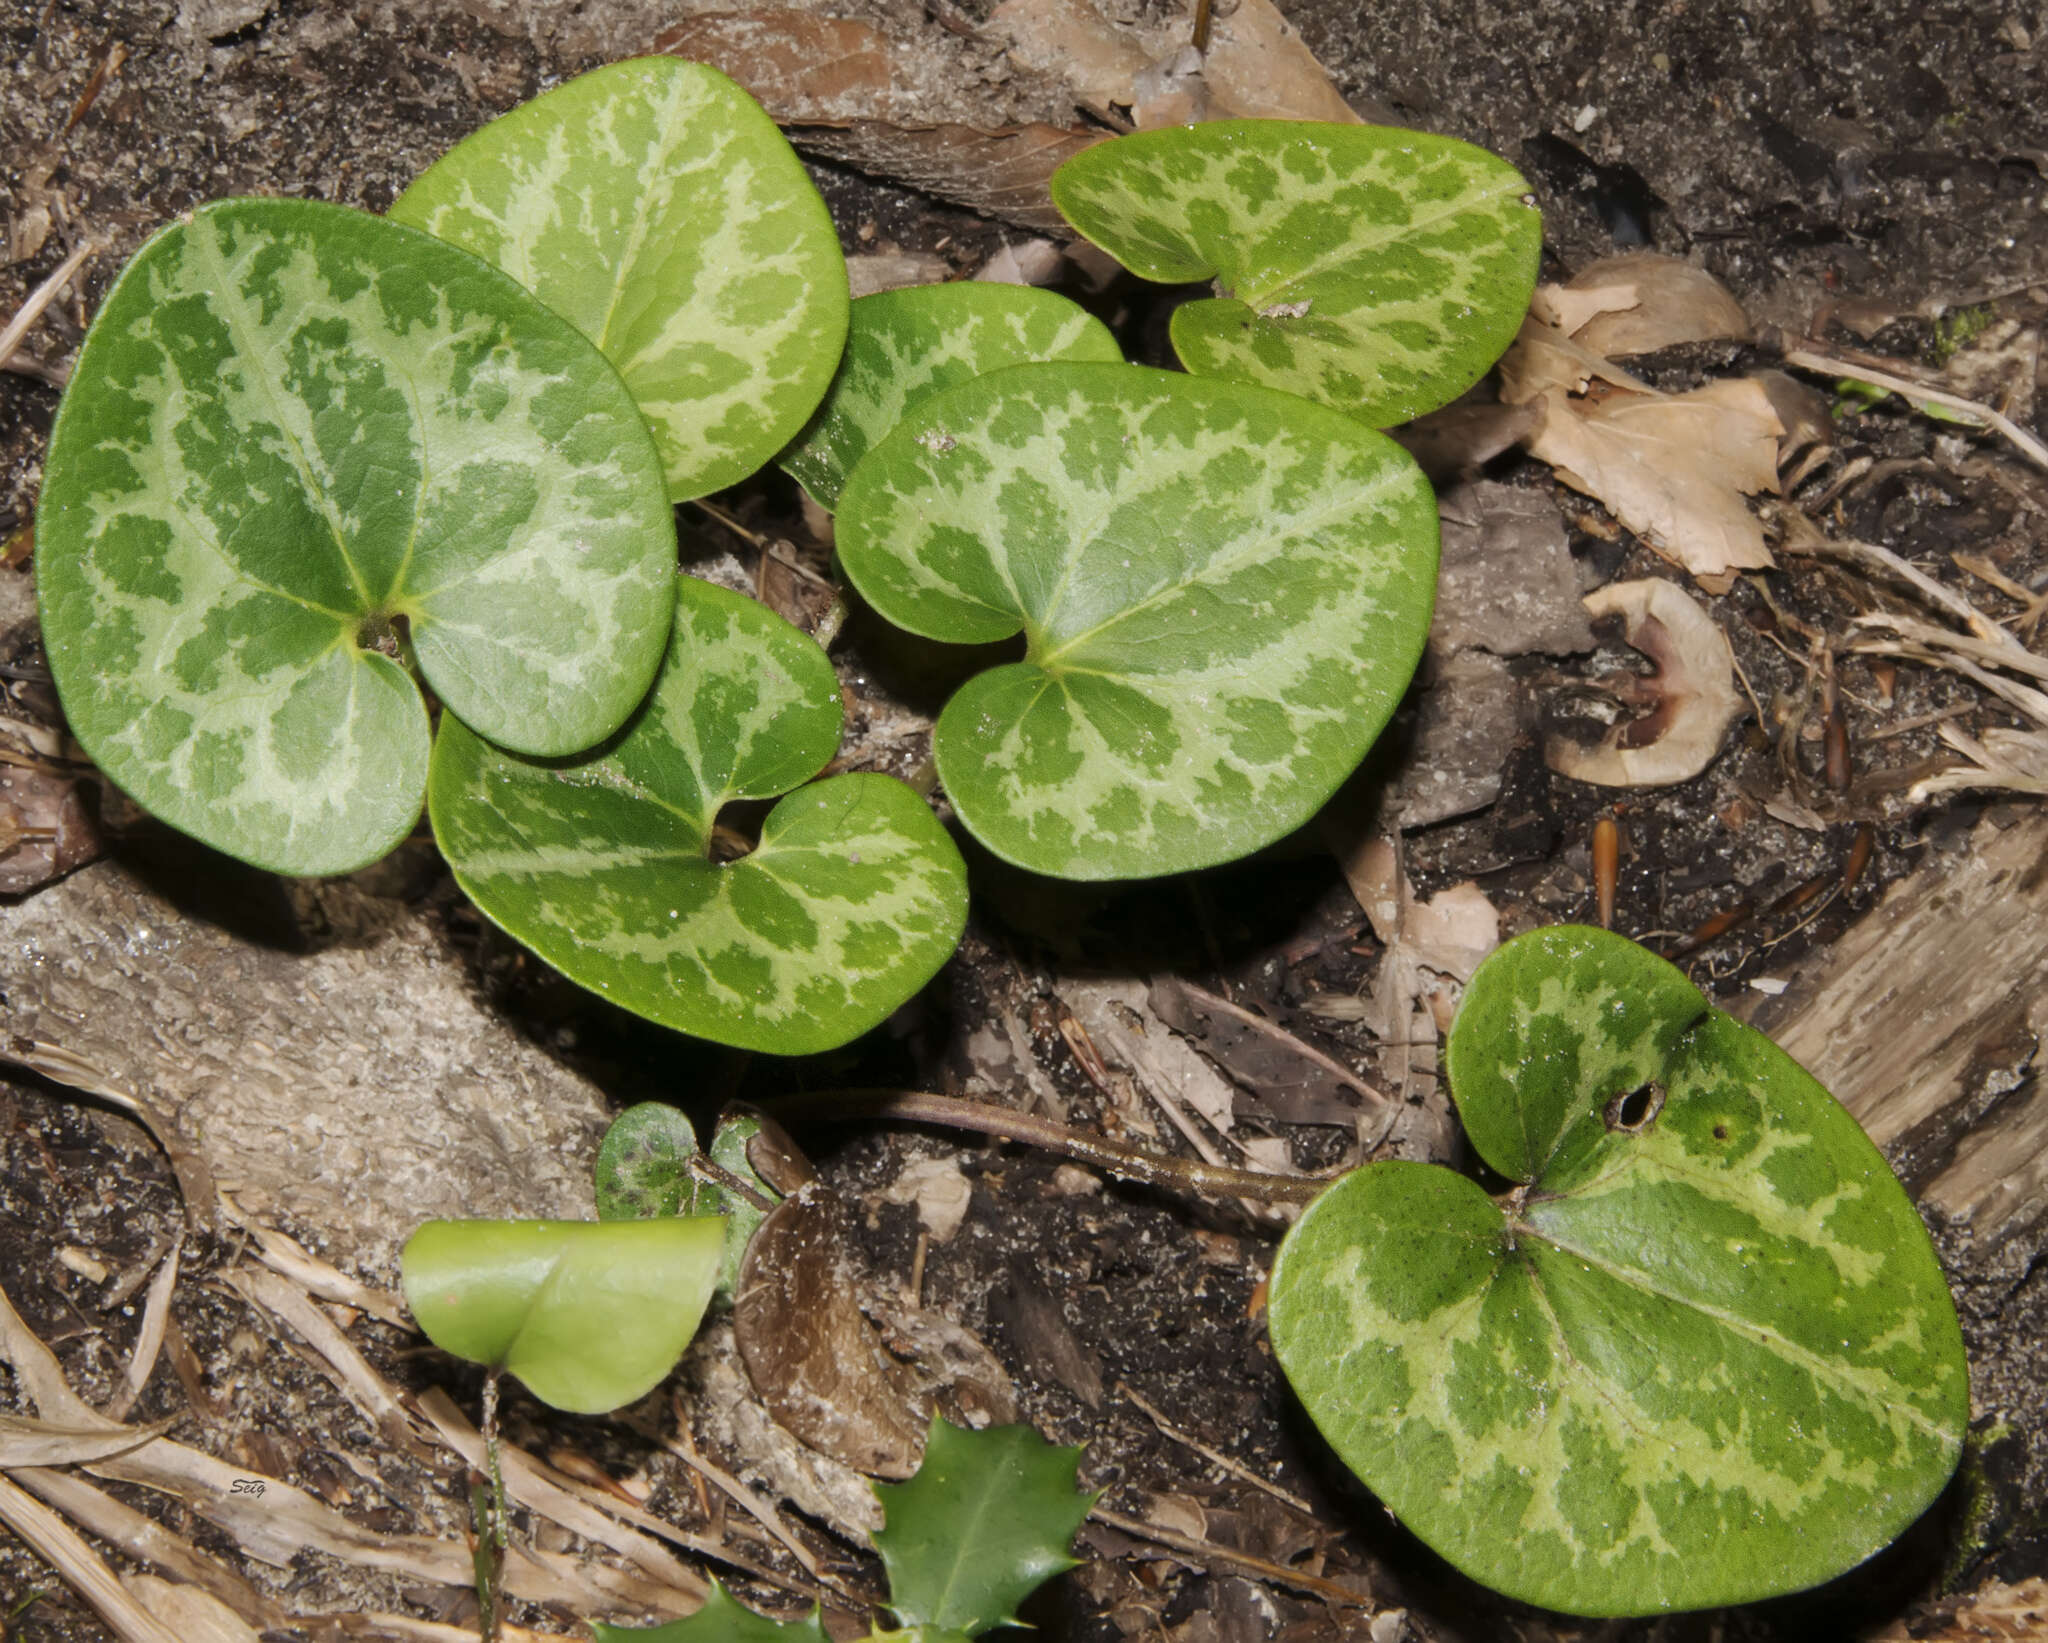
[[218, 1196, 411, 1328], [9, 1466, 286, 1630], [105, 1244, 178, 1421], [0, 1413, 174, 1466], [1783, 346, 2048, 475], [1119, 1383, 1314, 1516], [0, 239, 94, 375], [0, 1472, 182, 1643]]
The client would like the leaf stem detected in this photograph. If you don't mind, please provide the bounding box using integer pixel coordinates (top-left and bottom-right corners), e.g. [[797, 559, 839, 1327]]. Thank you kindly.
[[763, 1089, 1333, 1205]]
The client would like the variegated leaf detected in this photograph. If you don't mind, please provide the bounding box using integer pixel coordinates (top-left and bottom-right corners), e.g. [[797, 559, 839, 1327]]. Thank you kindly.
[[779, 282, 1121, 510], [36, 198, 675, 877], [1269, 926, 1968, 1617], [833, 361, 1437, 880], [392, 58, 848, 501], [429, 576, 968, 1054], [1050, 121, 1541, 427]]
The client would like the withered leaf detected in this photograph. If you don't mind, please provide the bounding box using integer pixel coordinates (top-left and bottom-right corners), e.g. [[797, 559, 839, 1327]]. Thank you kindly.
[[734, 1181, 927, 1479], [1147, 976, 1382, 1128]]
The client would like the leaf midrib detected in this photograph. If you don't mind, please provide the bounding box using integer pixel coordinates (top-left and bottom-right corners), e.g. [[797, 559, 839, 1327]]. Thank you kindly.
[[1515, 1219, 1954, 1446]]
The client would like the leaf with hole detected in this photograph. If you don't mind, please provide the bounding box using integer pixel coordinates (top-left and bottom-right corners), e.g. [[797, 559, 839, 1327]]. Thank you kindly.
[[594, 1102, 712, 1221], [1050, 121, 1541, 426], [834, 361, 1438, 880], [1268, 924, 1968, 1616], [429, 575, 968, 1053], [871, 1417, 1096, 1636], [35, 198, 676, 876], [401, 1216, 724, 1414], [393, 57, 848, 502], [778, 281, 1121, 510]]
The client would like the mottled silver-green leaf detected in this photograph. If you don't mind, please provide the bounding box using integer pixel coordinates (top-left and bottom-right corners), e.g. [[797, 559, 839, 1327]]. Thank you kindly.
[[392, 57, 848, 501], [430, 576, 968, 1054], [1270, 926, 1968, 1617], [594, 1102, 710, 1221], [1050, 121, 1541, 426], [779, 282, 1121, 510], [35, 198, 675, 876], [834, 361, 1437, 880]]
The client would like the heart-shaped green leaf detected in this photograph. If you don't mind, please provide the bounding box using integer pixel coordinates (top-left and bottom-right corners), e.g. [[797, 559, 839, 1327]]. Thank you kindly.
[[34, 198, 677, 876], [595, 1102, 712, 1221], [779, 282, 1122, 510], [834, 361, 1437, 880], [430, 575, 968, 1053], [871, 1417, 1095, 1637], [402, 1216, 724, 1413], [392, 58, 848, 502], [1050, 121, 1541, 427], [1268, 925, 1968, 1617]]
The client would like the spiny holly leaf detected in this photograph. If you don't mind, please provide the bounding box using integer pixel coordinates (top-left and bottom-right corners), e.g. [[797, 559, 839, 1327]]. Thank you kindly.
[[35, 198, 675, 876], [779, 282, 1121, 510], [1268, 926, 1969, 1617], [402, 1216, 724, 1414], [595, 1103, 711, 1221], [430, 576, 968, 1053], [591, 1580, 828, 1641], [834, 361, 1437, 880], [871, 1417, 1095, 1637], [392, 58, 847, 502], [1050, 121, 1541, 427]]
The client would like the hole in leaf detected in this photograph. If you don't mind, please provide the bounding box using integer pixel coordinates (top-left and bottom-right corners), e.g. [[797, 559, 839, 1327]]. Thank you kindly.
[[1603, 1080, 1666, 1132], [709, 796, 773, 863], [1713, 1122, 1730, 1140]]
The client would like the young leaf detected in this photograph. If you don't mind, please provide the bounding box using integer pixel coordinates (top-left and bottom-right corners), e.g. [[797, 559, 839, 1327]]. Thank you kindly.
[[1268, 925, 1969, 1617], [430, 576, 968, 1053], [1050, 121, 1541, 426], [708, 1108, 782, 1297], [779, 282, 1121, 510], [595, 1103, 711, 1221], [871, 1417, 1095, 1637], [402, 1216, 724, 1414], [35, 198, 676, 876], [392, 58, 848, 502], [591, 1580, 828, 1642], [834, 361, 1438, 880]]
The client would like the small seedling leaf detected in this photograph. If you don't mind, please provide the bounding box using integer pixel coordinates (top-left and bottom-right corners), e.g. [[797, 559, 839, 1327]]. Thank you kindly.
[[707, 1108, 782, 1297], [871, 1417, 1095, 1635], [591, 1580, 828, 1641], [779, 282, 1121, 510], [393, 58, 848, 501], [401, 1216, 724, 1414], [36, 199, 675, 875], [430, 576, 968, 1052], [1050, 121, 1541, 426], [594, 1103, 710, 1221], [834, 361, 1438, 879], [1269, 925, 1969, 1616]]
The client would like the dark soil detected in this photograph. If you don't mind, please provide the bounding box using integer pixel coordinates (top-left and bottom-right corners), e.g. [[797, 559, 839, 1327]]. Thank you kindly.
[[3, 1, 2046, 1639]]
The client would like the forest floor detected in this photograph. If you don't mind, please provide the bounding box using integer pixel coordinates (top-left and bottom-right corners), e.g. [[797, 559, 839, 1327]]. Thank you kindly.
[[1, 1, 2046, 1640]]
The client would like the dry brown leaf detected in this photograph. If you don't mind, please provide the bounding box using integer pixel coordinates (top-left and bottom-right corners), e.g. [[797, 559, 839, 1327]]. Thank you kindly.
[[1147, 975, 1388, 1128], [735, 1181, 928, 1478], [1868, 1576, 2048, 1641], [1497, 311, 1654, 404], [1558, 252, 1753, 355], [786, 121, 1101, 232], [987, 0, 1149, 117], [878, 1155, 973, 1242], [653, 11, 892, 122], [1526, 379, 1783, 589], [1546, 578, 1744, 787], [1197, 0, 1361, 123]]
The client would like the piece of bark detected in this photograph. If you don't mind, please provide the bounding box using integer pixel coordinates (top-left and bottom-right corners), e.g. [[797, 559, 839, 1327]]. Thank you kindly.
[[653, 11, 893, 120], [1745, 808, 2048, 1276], [1433, 480, 1597, 659], [786, 121, 1102, 231], [0, 857, 611, 1270]]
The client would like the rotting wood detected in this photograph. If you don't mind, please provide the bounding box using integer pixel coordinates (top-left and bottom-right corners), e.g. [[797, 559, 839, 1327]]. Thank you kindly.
[[1744, 807, 2048, 1276]]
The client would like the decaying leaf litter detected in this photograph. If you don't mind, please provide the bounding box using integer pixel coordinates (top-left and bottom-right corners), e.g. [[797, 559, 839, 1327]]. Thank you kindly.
[[3, 0, 2048, 1637]]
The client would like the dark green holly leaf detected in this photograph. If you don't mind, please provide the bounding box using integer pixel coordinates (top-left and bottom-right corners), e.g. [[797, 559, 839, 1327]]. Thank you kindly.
[[871, 1417, 1095, 1636], [591, 1580, 827, 1641]]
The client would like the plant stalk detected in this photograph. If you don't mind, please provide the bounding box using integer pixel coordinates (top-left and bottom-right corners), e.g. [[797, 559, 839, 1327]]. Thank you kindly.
[[764, 1088, 1334, 1204]]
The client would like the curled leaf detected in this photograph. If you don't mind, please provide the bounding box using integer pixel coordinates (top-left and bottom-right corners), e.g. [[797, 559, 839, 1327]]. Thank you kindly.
[[1545, 578, 1744, 788], [402, 1216, 724, 1414]]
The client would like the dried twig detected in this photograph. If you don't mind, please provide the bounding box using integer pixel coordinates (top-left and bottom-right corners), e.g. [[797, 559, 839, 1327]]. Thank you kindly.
[[105, 1245, 178, 1421], [0, 239, 93, 377], [1090, 1504, 1376, 1609], [1118, 1383, 1314, 1516], [1782, 346, 2048, 475]]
